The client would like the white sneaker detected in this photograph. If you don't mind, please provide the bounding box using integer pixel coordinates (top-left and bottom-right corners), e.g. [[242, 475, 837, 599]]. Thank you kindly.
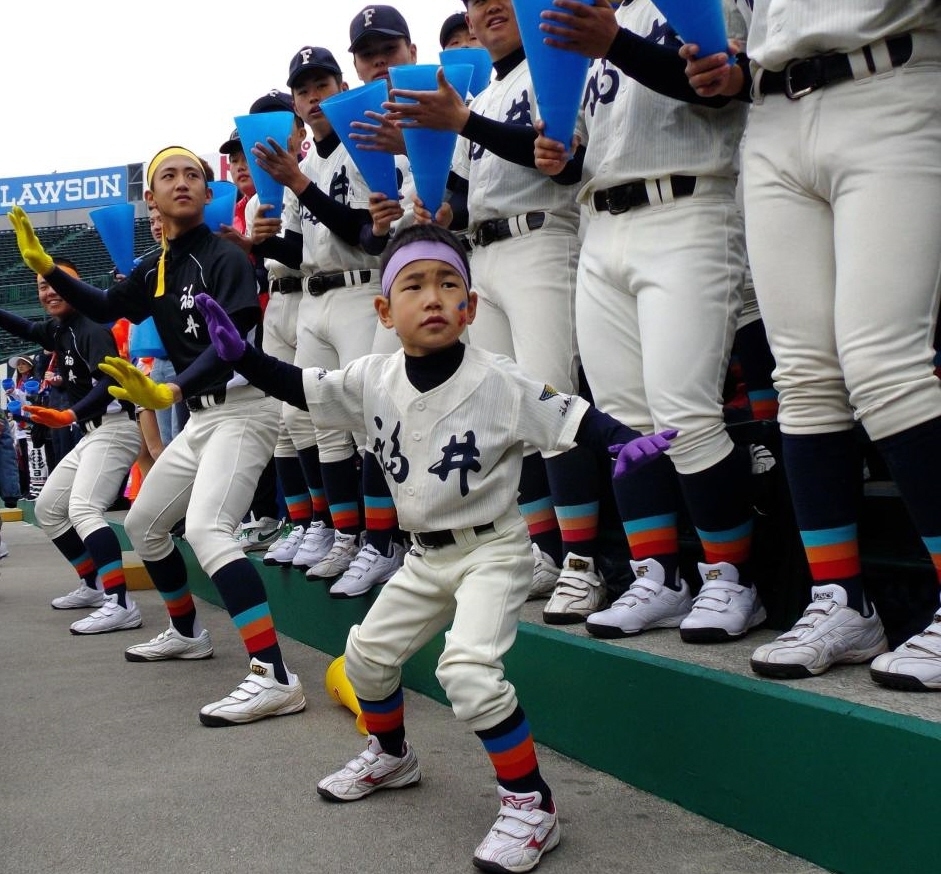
[[199, 658, 306, 727], [528, 543, 560, 601], [679, 562, 766, 642], [307, 531, 360, 579], [263, 524, 306, 566], [751, 585, 888, 678], [871, 612, 941, 691], [0, 538, 8, 560], [317, 734, 421, 802], [69, 594, 142, 635], [291, 520, 336, 570], [586, 558, 692, 639], [329, 542, 405, 598], [125, 626, 214, 662], [473, 787, 560, 874], [542, 553, 606, 625], [51, 583, 105, 610], [235, 515, 282, 553]]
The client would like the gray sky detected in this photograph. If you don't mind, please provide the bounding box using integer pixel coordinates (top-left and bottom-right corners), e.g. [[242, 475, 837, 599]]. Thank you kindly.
[[2, 1, 466, 178]]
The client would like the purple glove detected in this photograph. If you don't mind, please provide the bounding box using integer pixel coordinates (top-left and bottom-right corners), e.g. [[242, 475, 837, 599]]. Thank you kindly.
[[609, 429, 678, 478], [194, 293, 246, 362]]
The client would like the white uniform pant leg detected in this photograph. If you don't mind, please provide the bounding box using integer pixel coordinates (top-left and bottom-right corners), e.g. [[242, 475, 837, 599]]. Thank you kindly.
[[346, 517, 531, 732], [577, 194, 744, 474], [34, 417, 141, 540], [264, 291, 317, 455], [296, 285, 378, 461], [470, 228, 581, 394], [745, 69, 941, 440]]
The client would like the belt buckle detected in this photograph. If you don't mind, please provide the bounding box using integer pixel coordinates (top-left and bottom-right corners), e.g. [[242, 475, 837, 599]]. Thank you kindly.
[[606, 186, 631, 216], [308, 276, 326, 296], [783, 58, 816, 100], [476, 224, 495, 247]]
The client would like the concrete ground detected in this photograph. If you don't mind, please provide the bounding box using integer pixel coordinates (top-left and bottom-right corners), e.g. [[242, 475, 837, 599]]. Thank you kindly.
[[0, 521, 827, 874]]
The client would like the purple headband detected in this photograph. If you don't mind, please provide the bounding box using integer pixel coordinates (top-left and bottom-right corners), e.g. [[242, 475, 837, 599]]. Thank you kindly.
[[381, 240, 470, 298]]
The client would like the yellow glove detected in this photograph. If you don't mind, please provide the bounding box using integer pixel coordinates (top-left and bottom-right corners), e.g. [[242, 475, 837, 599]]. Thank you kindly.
[[8, 206, 54, 275], [99, 356, 175, 410], [22, 406, 76, 428]]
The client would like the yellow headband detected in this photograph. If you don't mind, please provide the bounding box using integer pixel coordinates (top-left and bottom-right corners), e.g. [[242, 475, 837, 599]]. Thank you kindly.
[[146, 146, 205, 189]]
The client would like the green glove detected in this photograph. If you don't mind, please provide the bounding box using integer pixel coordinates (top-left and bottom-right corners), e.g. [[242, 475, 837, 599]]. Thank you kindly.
[[99, 356, 175, 410], [8, 206, 54, 275]]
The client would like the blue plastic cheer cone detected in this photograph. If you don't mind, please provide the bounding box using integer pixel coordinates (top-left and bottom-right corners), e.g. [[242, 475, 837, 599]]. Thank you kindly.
[[388, 63, 474, 216], [319, 82, 401, 199], [651, 0, 730, 58], [511, 0, 592, 149], [234, 111, 296, 214], [439, 47, 492, 98], [89, 203, 136, 277], [204, 181, 238, 232]]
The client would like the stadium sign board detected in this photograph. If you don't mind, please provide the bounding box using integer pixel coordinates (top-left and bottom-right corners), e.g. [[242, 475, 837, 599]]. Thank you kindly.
[[0, 166, 128, 215]]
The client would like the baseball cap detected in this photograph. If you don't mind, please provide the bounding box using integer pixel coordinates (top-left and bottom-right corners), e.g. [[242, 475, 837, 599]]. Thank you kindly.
[[440, 12, 468, 49], [287, 46, 342, 89], [250, 90, 295, 114], [349, 5, 410, 52], [219, 129, 242, 155]]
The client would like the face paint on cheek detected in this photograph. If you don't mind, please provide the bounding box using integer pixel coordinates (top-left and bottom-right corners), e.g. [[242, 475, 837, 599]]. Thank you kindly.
[[457, 299, 468, 326]]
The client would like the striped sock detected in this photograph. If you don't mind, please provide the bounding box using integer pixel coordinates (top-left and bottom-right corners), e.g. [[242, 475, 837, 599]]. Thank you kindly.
[[143, 547, 198, 637], [52, 527, 98, 588], [276, 455, 313, 528], [83, 526, 128, 607], [298, 445, 330, 524], [518, 453, 561, 563], [477, 707, 552, 810], [359, 686, 405, 756], [321, 455, 363, 535], [363, 452, 398, 555], [546, 445, 600, 559], [213, 558, 286, 683]]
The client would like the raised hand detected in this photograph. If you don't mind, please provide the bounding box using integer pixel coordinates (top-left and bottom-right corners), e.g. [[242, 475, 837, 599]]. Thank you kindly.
[[8, 206, 54, 275], [22, 407, 76, 428], [194, 293, 246, 362], [610, 429, 678, 478], [99, 356, 175, 409]]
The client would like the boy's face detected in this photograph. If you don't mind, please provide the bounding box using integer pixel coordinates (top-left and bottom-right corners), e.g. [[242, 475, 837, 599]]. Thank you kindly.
[[443, 24, 479, 49], [146, 157, 208, 225], [148, 206, 163, 244], [37, 266, 77, 318], [375, 257, 476, 356], [352, 35, 417, 83], [228, 150, 255, 197], [291, 71, 345, 139], [464, 0, 521, 60]]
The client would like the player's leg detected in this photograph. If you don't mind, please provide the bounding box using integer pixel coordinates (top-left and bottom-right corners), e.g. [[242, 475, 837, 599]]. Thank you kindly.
[[743, 93, 884, 678], [65, 417, 144, 634]]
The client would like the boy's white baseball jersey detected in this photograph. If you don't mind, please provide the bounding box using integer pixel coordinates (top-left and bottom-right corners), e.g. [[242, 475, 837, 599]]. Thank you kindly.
[[452, 58, 581, 398], [300, 346, 589, 531], [573, 0, 748, 475]]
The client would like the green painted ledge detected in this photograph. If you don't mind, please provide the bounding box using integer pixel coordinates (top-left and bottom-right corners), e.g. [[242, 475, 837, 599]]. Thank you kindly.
[[22, 502, 939, 874]]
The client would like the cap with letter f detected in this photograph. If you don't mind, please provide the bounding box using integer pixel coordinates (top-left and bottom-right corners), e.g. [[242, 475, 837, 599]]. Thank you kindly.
[[287, 46, 342, 88], [349, 5, 410, 52]]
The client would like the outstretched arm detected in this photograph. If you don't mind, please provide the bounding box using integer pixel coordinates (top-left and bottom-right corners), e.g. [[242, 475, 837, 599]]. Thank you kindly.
[[575, 405, 676, 477]]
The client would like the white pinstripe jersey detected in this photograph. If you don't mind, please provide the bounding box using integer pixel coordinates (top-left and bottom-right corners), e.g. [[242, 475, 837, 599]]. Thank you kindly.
[[452, 59, 580, 230], [574, 0, 748, 204], [300, 346, 589, 532], [281, 143, 411, 275], [745, 1, 941, 70]]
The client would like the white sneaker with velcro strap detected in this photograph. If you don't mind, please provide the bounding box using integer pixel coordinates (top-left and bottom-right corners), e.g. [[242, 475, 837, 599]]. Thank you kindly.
[[542, 553, 606, 624], [473, 787, 560, 873], [51, 582, 105, 610], [291, 520, 336, 570]]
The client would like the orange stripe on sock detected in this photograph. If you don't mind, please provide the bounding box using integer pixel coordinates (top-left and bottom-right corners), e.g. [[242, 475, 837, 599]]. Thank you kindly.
[[490, 744, 539, 782], [364, 507, 398, 529], [363, 706, 404, 735], [243, 626, 278, 652], [810, 557, 862, 581], [331, 509, 361, 530], [628, 527, 678, 557], [702, 537, 752, 566]]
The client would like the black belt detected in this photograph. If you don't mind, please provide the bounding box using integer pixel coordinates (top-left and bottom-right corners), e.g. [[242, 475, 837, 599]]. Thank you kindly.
[[303, 269, 378, 296], [592, 176, 696, 215], [472, 212, 546, 248], [759, 34, 912, 99], [269, 277, 303, 293], [81, 409, 135, 435], [412, 522, 494, 549], [186, 389, 226, 412]]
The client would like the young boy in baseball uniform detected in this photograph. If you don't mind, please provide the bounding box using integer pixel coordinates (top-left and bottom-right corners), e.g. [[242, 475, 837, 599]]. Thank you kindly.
[[8, 148, 305, 727], [104, 223, 674, 872], [0, 257, 142, 634]]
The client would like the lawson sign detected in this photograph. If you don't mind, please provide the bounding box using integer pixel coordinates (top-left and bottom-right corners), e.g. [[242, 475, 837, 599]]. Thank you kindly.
[[0, 166, 128, 215]]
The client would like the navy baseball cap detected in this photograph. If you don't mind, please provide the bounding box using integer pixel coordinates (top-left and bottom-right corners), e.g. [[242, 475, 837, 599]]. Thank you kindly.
[[349, 5, 410, 52], [440, 12, 468, 49], [287, 46, 342, 89], [219, 128, 241, 155], [250, 90, 295, 114]]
